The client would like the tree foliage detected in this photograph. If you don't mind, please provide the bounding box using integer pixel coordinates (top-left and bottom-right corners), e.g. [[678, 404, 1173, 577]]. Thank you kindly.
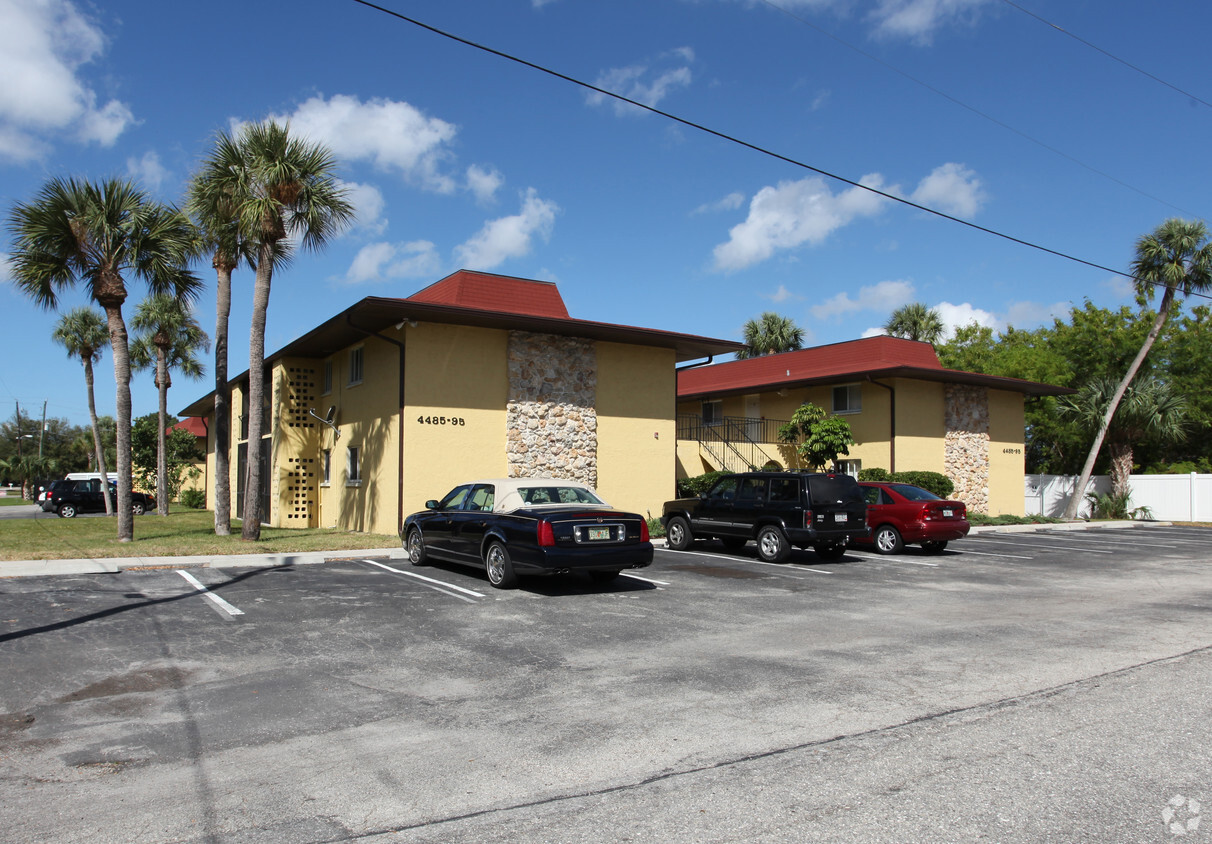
[[777, 402, 856, 470], [131, 414, 203, 503], [736, 312, 805, 360], [884, 303, 945, 344]]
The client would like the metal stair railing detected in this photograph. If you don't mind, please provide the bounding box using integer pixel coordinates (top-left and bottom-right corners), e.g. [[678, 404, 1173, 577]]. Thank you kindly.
[[677, 414, 789, 473]]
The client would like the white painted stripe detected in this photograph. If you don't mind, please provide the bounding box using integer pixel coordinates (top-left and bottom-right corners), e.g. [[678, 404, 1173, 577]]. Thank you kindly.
[[362, 560, 486, 600], [956, 549, 1034, 560], [968, 538, 1112, 554], [177, 570, 244, 616], [1022, 534, 1178, 549], [658, 548, 834, 574], [888, 558, 939, 567], [621, 573, 670, 586]]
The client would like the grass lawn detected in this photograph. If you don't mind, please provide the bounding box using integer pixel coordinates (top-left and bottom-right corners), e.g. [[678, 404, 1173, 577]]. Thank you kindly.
[[0, 497, 35, 507], [0, 508, 399, 561]]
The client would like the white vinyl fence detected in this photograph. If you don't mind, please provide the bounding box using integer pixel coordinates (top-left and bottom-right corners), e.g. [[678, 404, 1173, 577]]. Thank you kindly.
[[1025, 473, 1212, 521]]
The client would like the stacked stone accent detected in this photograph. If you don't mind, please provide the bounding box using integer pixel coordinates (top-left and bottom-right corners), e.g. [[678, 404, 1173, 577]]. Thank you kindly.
[[506, 331, 598, 486], [944, 384, 990, 514]]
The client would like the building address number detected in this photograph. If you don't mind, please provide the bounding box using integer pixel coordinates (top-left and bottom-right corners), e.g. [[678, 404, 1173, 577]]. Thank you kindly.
[[1002, 447, 1022, 454], [417, 415, 466, 426]]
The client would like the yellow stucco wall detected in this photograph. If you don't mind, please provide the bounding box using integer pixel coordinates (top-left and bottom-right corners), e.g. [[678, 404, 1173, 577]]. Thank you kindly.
[[402, 323, 509, 519], [596, 341, 677, 514], [893, 379, 946, 473], [987, 389, 1026, 515]]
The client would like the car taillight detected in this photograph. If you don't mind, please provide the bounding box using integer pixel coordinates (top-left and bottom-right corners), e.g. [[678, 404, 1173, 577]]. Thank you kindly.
[[640, 519, 650, 542], [919, 505, 934, 521], [803, 509, 814, 528], [538, 520, 555, 547]]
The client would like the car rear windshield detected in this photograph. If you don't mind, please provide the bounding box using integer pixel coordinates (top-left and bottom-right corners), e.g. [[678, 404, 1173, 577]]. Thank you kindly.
[[888, 483, 942, 501], [806, 474, 864, 506], [519, 486, 605, 506]]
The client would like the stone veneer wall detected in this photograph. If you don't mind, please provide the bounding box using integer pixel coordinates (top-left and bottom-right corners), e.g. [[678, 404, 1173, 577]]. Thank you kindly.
[[506, 331, 598, 486], [944, 384, 990, 514]]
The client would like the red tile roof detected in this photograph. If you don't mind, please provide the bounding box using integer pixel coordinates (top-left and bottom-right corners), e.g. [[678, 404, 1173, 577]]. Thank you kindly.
[[405, 270, 570, 319], [678, 336, 1069, 398], [169, 416, 208, 437]]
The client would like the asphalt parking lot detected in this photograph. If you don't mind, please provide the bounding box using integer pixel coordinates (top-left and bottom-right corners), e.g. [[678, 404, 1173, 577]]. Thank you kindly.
[[2, 525, 1211, 842]]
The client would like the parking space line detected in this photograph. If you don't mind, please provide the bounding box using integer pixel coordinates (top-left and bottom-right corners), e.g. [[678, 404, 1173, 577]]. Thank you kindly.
[[887, 558, 939, 567], [660, 549, 835, 573], [954, 549, 1034, 560], [622, 573, 670, 586], [967, 537, 1113, 554], [362, 560, 485, 602], [176, 570, 244, 617], [1032, 534, 1178, 549]]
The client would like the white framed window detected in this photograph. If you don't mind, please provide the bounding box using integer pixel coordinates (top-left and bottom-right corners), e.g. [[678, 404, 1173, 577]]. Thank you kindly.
[[346, 446, 361, 486], [322, 360, 333, 395], [321, 449, 331, 486], [834, 459, 861, 478], [832, 384, 861, 414], [702, 399, 723, 425], [348, 347, 364, 386]]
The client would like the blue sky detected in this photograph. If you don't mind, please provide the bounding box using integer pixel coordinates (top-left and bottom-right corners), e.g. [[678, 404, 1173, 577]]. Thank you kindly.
[[2, 0, 1209, 427]]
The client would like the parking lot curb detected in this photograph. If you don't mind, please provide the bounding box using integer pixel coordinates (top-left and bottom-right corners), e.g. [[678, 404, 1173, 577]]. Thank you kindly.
[[0, 547, 405, 579]]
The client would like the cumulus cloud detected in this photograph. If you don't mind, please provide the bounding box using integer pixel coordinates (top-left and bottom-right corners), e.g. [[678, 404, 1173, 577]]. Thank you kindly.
[[126, 151, 169, 194], [268, 94, 459, 193], [466, 164, 504, 204], [910, 162, 985, 218], [344, 240, 441, 284], [693, 192, 746, 215], [712, 174, 891, 272], [764, 285, 803, 304], [812, 279, 916, 321], [868, 0, 992, 44], [338, 180, 387, 235], [935, 301, 998, 336], [0, 0, 135, 162], [587, 48, 695, 116], [455, 188, 559, 270]]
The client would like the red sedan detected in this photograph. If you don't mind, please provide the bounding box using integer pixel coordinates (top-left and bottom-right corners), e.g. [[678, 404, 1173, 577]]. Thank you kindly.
[[856, 482, 970, 554]]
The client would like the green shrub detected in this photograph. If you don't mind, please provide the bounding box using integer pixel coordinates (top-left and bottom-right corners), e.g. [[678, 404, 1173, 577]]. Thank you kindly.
[[968, 512, 1062, 526], [858, 467, 892, 482], [179, 488, 207, 510], [676, 471, 728, 498], [859, 468, 953, 498], [646, 516, 665, 538], [1085, 490, 1153, 520]]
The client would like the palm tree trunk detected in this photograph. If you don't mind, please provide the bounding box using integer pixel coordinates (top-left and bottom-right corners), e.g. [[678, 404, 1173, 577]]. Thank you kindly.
[[213, 264, 232, 535], [241, 252, 273, 541], [105, 306, 135, 542], [1062, 291, 1173, 519], [156, 349, 170, 516], [83, 357, 114, 516], [1108, 442, 1133, 499]]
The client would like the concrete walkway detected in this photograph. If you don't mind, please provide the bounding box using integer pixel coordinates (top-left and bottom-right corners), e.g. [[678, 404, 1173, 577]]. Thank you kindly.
[[0, 520, 1158, 580]]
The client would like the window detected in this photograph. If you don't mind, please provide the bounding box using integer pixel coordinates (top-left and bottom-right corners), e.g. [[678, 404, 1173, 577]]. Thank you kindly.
[[702, 399, 722, 425], [322, 360, 333, 395], [832, 384, 861, 414], [736, 477, 766, 502], [706, 476, 739, 501], [348, 347, 364, 386], [321, 449, 331, 486], [346, 446, 361, 485], [240, 391, 249, 440], [769, 477, 799, 503], [835, 459, 861, 478], [467, 484, 495, 512]]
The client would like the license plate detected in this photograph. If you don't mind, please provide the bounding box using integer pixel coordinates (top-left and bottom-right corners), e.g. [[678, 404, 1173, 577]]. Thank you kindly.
[[835, 513, 848, 523], [942, 508, 953, 518], [587, 527, 611, 541]]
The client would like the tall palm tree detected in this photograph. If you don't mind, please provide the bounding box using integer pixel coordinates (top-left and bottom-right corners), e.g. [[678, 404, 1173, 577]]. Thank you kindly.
[[130, 294, 209, 515], [222, 121, 353, 540], [736, 312, 805, 360], [6, 177, 200, 541], [1063, 219, 1212, 518], [186, 132, 257, 536], [1059, 376, 1187, 503], [884, 302, 945, 344], [51, 307, 114, 515]]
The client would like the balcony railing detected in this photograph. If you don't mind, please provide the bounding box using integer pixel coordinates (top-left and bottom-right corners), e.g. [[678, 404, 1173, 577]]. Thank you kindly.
[[677, 414, 791, 473]]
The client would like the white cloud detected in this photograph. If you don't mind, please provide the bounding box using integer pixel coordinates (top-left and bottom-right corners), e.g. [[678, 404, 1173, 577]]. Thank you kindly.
[[764, 284, 802, 304], [126, 151, 169, 193], [0, 0, 134, 161], [344, 240, 440, 284], [909, 162, 985, 218], [712, 174, 891, 272], [693, 192, 746, 215], [868, 0, 991, 44], [466, 164, 504, 204], [0, 252, 12, 284], [268, 94, 459, 193], [935, 301, 998, 338], [454, 188, 559, 269], [587, 49, 694, 116], [338, 180, 387, 235], [1003, 299, 1071, 329], [812, 279, 916, 320]]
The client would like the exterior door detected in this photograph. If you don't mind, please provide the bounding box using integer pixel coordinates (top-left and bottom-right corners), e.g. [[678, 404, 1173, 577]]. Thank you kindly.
[[744, 394, 761, 441]]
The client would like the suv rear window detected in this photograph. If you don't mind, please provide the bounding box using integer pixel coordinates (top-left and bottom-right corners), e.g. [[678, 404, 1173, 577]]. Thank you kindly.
[[806, 474, 864, 506]]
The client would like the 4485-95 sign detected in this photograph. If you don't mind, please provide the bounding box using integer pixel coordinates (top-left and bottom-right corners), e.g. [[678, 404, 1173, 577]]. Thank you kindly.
[[417, 415, 466, 426]]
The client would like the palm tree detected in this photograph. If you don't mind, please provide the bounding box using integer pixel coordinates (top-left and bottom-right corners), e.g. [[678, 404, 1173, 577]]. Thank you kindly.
[[51, 307, 115, 514], [1059, 376, 1186, 504], [186, 132, 257, 536], [222, 121, 353, 540], [736, 312, 805, 359], [884, 303, 945, 344], [130, 294, 209, 515], [1063, 219, 1212, 518], [6, 177, 200, 541]]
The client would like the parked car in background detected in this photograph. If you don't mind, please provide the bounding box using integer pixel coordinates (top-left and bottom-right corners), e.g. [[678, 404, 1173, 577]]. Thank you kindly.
[[855, 482, 970, 554], [43, 479, 153, 518], [661, 471, 868, 562], [401, 478, 653, 589]]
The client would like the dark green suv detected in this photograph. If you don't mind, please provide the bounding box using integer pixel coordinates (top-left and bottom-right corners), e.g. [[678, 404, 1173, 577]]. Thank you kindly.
[[661, 472, 868, 562]]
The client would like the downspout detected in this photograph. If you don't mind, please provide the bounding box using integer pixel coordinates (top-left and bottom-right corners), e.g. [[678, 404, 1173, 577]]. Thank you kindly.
[[675, 355, 714, 372], [867, 378, 895, 473], [347, 314, 407, 530]]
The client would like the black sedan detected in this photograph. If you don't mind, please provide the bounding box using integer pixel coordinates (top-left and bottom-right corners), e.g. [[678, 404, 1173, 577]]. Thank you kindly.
[[401, 478, 653, 588]]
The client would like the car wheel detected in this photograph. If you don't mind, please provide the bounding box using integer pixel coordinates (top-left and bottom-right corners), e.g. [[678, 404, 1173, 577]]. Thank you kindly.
[[816, 542, 846, 561], [407, 528, 428, 565], [131, 501, 146, 516], [874, 525, 904, 555], [58, 503, 77, 519], [756, 525, 791, 563], [720, 537, 747, 552], [921, 540, 948, 554], [665, 516, 693, 551], [485, 542, 519, 589], [589, 570, 621, 584]]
